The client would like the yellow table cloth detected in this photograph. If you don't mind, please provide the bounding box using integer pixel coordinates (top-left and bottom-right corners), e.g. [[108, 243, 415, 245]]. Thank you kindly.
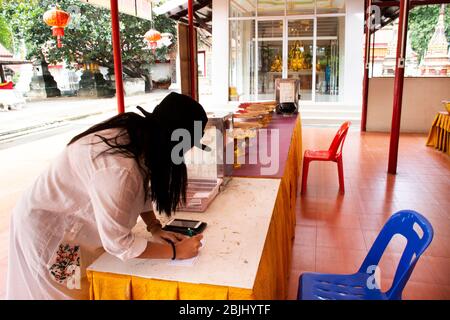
[[426, 112, 450, 155], [87, 116, 302, 300]]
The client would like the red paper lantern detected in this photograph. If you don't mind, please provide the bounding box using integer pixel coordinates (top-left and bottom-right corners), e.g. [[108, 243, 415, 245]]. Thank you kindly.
[[43, 5, 70, 48], [144, 29, 162, 53]]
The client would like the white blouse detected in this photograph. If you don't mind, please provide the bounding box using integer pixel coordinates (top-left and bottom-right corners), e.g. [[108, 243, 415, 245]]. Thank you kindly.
[[6, 128, 150, 299]]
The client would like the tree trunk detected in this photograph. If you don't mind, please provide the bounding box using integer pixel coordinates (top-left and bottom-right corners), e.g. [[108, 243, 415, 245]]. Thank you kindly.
[[28, 60, 61, 98], [143, 73, 152, 93]]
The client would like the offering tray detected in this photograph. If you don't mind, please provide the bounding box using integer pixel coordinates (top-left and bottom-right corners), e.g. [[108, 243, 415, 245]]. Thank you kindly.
[[177, 178, 223, 212], [233, 121, 263, 130], [245, 104, 276, 112]]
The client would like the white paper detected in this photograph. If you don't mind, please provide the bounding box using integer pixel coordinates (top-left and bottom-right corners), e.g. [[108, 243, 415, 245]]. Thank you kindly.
[[193, 191, 211, 198], [168, 239, 205, 267], [279, 82, 295, 103]]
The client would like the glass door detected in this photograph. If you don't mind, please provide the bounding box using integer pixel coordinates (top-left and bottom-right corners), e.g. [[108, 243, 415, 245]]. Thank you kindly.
[[315, 16, 345, 102], [229, 19, 256, 101], [256, 19, 284, 100], [229, 2, 346, 103], [286, 18, 315, 101]]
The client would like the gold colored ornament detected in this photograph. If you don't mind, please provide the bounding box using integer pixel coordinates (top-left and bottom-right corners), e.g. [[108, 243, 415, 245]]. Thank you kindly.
[[289, 41, 307, 71], [270, 55, 282, 72]]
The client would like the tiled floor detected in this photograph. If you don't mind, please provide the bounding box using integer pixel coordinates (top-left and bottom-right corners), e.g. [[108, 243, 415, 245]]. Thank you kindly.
[[287, 127, 450, 300]]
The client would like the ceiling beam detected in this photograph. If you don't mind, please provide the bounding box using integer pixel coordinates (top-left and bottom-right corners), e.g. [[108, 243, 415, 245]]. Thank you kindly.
[[179, 17, 212, 34], [169, 0, 211, 20]]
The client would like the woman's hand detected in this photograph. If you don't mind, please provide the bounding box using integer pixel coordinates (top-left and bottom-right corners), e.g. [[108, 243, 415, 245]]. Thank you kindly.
[[175, 234, 203, 259], [151, 225, 186, 243]]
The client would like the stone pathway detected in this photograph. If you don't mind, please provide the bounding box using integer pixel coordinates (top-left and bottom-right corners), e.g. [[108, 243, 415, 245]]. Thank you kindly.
[[0, 90, 172, 140]]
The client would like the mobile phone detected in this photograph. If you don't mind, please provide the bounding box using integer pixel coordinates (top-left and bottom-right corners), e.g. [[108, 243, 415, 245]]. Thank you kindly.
[[166, 218, 202, 229], [162, 218, 207, 235]]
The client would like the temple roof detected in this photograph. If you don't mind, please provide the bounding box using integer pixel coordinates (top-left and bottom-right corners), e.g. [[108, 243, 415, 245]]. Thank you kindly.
[[424, 4, 449, 57], [420, 4, 450, 74], [0, 44, 30, 65]]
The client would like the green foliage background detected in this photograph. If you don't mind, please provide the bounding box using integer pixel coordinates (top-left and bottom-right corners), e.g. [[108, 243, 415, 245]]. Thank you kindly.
[[408, 5, 450, 60], [0, 14, 13, 50], [0, 0, 176, 79]]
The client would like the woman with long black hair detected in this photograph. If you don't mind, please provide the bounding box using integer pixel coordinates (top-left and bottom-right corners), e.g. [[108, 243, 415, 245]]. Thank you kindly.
[[6, 92, 207, 299]]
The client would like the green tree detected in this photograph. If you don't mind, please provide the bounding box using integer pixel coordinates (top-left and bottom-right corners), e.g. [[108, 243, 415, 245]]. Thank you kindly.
[[0, 15, 13, 50], [0, 0, 176, 88], [408, 5, 450, 60]]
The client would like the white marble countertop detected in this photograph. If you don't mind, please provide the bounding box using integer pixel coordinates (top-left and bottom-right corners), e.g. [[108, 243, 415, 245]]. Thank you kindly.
[[87, 177, 281, 289]]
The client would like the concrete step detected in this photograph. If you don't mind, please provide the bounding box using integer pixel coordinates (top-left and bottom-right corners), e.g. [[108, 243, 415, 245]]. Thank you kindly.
[[299, 102, 361, 112], [301, 116, 361, 127], [298, 102, 362, 127], [300, 104, 361, 126], [300, 108, 361, 119]]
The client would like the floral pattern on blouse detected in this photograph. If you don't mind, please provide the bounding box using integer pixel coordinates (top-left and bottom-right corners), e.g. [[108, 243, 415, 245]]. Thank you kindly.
[[48, 244, 81, 284]]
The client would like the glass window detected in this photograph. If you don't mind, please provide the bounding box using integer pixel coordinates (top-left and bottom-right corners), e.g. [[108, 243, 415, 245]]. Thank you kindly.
[[369, 4, 450, 79], [288, 19, 314, 101], [316, 0, 345, 14], [257, 0, 285, 16], [257, 20, 284, 99], [229, 20, 256, 101], [229, 0, 256, 17], [228, 0, 349, 102], [288, 18, 314, 37], [287, 0, 315, 15], [316, 16, 345, 102], [408, 4, 449, 77], [372, 22, 397, 77]]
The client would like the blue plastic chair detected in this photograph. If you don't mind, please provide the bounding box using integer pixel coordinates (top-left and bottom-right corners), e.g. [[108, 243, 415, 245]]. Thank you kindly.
[[297, 210, 434, 300]]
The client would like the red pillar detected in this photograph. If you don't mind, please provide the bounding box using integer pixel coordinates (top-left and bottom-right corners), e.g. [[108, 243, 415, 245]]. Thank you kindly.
[[361, 0, 372, 132], [388, 0, 410, 174], [188, 0, 197, 101], [110, 0, 125, 113]]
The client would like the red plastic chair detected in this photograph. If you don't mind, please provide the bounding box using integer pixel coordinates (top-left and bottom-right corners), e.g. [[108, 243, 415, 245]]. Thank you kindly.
[[301, 121, 351, 194], [0, 81, 14, 90]]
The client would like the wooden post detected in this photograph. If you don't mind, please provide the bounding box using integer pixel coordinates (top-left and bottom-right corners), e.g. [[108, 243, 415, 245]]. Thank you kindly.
[[188, 0, 197, 100], [388, 0, 410, 174], [361, 0, 372, 132], [110, 0, 125, 113], [0, 65, 5, 83]]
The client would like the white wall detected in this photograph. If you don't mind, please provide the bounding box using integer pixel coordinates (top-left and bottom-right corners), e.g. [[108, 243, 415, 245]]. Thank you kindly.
[[211, 0, 229, 105], [151, 62, 172, 82], [367, 77, 450, 133], [343, 0, 364, 108]]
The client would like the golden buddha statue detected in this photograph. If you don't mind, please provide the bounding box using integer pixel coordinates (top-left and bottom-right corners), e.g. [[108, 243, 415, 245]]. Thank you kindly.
[[270, 55, 282, 72], [289, 41, 306, 71], [291, 50, 305, 71]]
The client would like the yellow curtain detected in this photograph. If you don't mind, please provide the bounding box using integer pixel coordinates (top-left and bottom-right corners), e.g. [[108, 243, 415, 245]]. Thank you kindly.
[[427, 112, 450, 155]]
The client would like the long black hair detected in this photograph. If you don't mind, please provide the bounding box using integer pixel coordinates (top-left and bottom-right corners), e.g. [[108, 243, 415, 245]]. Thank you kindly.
[[68, 93, 208, 215]]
